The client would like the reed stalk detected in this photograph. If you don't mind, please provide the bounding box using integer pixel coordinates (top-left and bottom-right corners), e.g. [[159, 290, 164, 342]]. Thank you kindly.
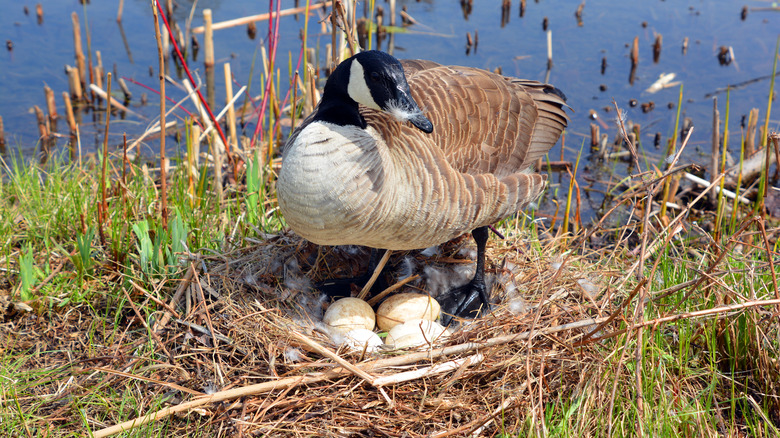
[[715, 87, 731, 237], [153, 3, 169, 228], [561, 146, 582, 238], [710, 96, 719, 204], [745, 108, 758, 156], [730, 133, 746, 233], [203, 9, 214, 68], [302, 0, 312, 98], [368, 0, 376, 51], [98, 73, 112, 247], [82, 3, 95, 103], [71, 13, 86, 99], [44, 85, 57, 122], [224, 62, 237, 152], [0, 116, 5, 155]]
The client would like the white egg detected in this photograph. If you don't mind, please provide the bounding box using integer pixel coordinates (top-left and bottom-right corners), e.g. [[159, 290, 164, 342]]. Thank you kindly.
[[376, 293, 441, 331], [322, 297, 376, 336], [341, 328, 383, 353], [385, 319, 449, 349]]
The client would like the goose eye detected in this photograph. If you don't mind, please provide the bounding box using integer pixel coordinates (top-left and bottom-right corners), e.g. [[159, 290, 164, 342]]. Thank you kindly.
[[370, 72, 380, 82]]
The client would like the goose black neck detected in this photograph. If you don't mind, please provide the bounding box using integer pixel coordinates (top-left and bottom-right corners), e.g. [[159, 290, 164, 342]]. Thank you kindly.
[[313, 59, 367, 129]]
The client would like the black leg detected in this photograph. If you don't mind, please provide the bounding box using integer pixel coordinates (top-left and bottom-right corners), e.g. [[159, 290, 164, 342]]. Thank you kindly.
[[316, 248, 388, 299], [439, 226, 492, 327]]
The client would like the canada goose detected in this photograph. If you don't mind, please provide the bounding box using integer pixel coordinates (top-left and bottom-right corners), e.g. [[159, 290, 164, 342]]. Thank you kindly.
[[277, 50, 568, 325]]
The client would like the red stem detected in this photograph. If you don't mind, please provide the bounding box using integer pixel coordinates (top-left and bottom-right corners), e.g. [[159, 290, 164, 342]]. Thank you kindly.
[[154, 0, 233, 166], [272, 44, 306, 140], [121, 76, 204, 129], [250, 0, 282, 149]]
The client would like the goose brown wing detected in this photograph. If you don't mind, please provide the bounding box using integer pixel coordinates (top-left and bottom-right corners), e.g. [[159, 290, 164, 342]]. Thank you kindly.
[[401, 59, 443, 77], [404, 65, 568, 177]]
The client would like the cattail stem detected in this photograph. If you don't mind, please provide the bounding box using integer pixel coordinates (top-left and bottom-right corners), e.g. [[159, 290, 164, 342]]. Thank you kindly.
[[710, 97, 719, 204], [715, 88, 731, 236], [118, 76, 132, 101], [653, 34, 662, 63], [203, 9, 214, 68], [546, 29, 553, 69], [224, 62, 237, 152], [62, 91, 77, 135], [44, 85, 58, 124], [761, 35, 779, 148], [0, 115, 5, 155], [631, 36, 639, 67], [33, 105, 48, 140], [71, 13, 87, 97], [98, 73, 112, 248], [153, 3, 169, 229], [660, 84, 684, 221], [66, 66, 83, 100]]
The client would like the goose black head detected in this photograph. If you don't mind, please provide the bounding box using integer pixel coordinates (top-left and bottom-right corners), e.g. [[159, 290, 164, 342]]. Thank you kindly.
[[320, 50, 434, 134]]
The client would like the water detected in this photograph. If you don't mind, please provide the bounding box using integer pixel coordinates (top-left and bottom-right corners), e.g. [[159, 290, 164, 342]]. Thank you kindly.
[[1, 1, 779, 213]]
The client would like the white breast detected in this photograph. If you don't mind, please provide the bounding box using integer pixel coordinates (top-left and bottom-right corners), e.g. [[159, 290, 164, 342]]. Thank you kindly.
[[278, 122, 396, 247]]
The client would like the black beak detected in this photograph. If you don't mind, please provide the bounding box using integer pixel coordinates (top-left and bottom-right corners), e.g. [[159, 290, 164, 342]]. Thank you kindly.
[[397, 89, 433, 134], [409, 112, 433, 133]]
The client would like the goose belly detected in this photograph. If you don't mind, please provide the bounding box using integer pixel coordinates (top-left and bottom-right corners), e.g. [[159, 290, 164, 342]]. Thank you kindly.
[[278, 122, 468, 250], [278, 123, 393, 247]]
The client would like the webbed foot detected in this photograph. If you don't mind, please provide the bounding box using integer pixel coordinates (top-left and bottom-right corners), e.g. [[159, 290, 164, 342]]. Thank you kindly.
[[438, 277, 491, 327]]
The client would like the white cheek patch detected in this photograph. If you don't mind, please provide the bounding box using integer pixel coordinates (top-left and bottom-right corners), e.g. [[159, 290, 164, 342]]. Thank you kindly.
[[347, 60, 381, 111]]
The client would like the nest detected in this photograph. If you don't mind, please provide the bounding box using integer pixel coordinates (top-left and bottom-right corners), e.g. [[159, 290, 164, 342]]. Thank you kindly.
[[5, 231, 619, 437], [137, 231, 611, 436]]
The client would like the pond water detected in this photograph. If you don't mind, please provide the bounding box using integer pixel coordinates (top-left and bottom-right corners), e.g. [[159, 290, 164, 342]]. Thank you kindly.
[[1, 0, 779, 218]]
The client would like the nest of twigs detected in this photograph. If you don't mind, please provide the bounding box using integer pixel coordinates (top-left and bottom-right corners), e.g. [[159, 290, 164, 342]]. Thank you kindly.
[[5, 230, 620, 437]]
